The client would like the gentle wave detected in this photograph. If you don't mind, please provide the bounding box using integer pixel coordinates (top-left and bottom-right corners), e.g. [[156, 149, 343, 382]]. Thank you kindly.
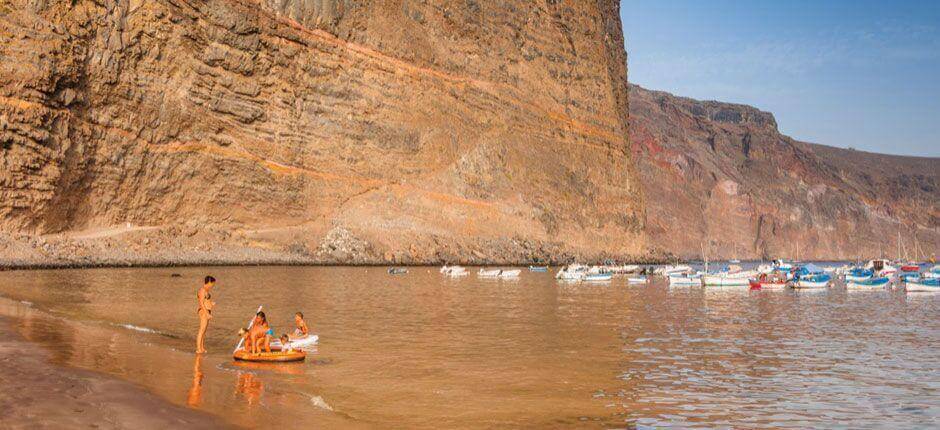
[[309, 395, 333, 411], [113, 323, 179, 338]]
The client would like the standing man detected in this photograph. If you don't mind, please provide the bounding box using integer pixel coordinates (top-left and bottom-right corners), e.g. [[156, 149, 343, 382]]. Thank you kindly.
[[196, 275, 216, 353]]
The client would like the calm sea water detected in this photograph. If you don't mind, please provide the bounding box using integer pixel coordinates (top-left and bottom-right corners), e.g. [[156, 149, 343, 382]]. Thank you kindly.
[[0, 266, 937, 428]]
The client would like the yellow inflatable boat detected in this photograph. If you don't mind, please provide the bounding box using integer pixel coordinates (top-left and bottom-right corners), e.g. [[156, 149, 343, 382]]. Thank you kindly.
[[233, 349, 306, 363]]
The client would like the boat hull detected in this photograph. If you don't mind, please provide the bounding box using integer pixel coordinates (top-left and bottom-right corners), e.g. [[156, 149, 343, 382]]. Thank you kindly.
[[846, 277, 890, 290], [906, 279, 940, 292], [794, 280, 830, 289], [704, 276, 751, 287]]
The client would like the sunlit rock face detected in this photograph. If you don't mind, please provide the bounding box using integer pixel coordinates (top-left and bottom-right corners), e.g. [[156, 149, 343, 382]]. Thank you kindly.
[[630, 84, 939, 260], [0, 0, 644, 264]]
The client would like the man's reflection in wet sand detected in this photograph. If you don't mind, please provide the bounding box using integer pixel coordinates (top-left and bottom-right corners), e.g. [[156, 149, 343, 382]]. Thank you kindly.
[[187, 353, 204, 407], [236, 371, 264, 406]]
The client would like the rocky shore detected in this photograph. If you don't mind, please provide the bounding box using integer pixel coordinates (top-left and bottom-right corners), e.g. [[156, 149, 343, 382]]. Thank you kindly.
[[0, 228, 670, 270], [0, 315, 232, 429]]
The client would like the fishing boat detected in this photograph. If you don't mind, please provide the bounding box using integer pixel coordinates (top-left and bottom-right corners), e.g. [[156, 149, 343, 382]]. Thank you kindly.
[[627, 276, 648, 284], [703, 266, 758, 287], [668, 272, 702, 286], [905, 278, 940, 292], [898, 272, 921, 283], [479, 268, 520, 279], [556, 264, 587, 280], [900, 263, 921, 272], [864, 259, 898, 277], [924, 265, 940, 280], [478, 268, 502, 278], [528, 265, 548, 272], [440, 265, 468, 276], [654, 265, 693, 276], [845, 276, 891, 290], [388, 267, 408, 275], [748, 272, 788, 290], [583, 273, 613, 282], [843, 268, 873, 282], [794, 273, 832, 289]]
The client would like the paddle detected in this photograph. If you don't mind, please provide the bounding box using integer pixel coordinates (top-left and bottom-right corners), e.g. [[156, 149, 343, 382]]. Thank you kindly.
[[233, 305, 263, 354]]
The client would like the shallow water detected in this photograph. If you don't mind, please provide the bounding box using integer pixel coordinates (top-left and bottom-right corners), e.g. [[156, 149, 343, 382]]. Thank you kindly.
[[0, 266, 938, 428]]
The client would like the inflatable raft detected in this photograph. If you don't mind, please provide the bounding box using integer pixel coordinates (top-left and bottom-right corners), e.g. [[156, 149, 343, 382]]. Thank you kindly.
[[233, 349, 306, 363]]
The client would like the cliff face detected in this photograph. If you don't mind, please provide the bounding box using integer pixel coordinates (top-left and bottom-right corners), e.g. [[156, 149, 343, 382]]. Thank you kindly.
[[0, 0, 644, 265], [630, 84, 940, 260]]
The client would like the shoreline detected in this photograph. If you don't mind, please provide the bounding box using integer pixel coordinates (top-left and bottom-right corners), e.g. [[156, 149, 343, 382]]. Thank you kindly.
[[0, 315, 234, 429]]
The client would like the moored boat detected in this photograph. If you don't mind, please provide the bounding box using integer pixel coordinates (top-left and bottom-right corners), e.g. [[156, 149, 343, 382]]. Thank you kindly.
[[846, 276, 890, 290], [905, 278, 940, 292], [528, 265, 548, 272], [627, 276, 648, 284], [748, 272, 788, 290], [703, 266, 757, 287], [479, 268, 520, 278], [668, 272, 702, 286], [556, 264, 587, 281], [844, 268, 873, 282], [388, 267, 408, 275], [583, 273, 613, 282], [440, 265, 468, 276], [794, 273, 832, 289]]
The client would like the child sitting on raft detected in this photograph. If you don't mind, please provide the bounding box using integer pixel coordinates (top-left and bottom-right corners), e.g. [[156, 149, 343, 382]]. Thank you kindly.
[[242, 312, 273, 354], [279, 334, 293, 352], [292, 312, 309, 339]]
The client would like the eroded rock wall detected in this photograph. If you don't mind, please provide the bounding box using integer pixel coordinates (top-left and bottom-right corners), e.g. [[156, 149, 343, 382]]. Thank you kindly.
[[0, 0, 644, 265]]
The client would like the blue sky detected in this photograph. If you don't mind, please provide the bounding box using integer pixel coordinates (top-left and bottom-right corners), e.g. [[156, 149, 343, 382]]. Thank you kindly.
[[621, 0, 940, 157]]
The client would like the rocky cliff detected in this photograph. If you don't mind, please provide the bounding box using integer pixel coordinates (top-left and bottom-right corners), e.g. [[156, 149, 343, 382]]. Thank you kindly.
[[0, 0, 645, 266], [630, 84, 939, 261]]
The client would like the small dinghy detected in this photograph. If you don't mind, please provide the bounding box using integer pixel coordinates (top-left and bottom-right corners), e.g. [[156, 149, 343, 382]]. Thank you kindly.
[[528, 266, 548, 272], [388, 267, 408, 275], [846, 276, 890, 290], [627, 276, 648, 284]]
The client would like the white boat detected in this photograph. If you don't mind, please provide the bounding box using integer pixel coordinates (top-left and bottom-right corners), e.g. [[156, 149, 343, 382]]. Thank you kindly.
[[556, 264, 587, 280], [583, 273, 612, 282], [924, 265, 940, 280], [845, 277, 891, 290], [703, 267, 758, 287], [668, 273, 702, 286], [498, 269, 521, 279], [627, 276, 648, 284], [440, 265, 468, 276], [905, 278, 940, 292], [478, 268, 502, 278], [864, 259, 898, 277], [654, 265, 692, 276]]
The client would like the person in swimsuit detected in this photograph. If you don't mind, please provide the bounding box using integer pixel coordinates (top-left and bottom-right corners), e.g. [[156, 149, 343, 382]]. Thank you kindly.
[[249, 311, 273, 354], [195, 276, 216, 354], [292, 312, 309, 339]]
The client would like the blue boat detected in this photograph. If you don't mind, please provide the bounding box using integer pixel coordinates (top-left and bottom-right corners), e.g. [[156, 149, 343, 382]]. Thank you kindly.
[[906, 278, 940, 292], [528, 266, 548, 272], [844, 268, 873, 282], [846, 276, 890, 290], [794, 273, 831, 289]]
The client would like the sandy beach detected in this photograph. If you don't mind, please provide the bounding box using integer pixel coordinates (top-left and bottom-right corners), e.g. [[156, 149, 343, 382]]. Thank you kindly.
[[0, 316, 231, 429]]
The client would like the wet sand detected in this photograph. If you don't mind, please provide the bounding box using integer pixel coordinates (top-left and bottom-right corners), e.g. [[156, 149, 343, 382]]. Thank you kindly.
[[0, 316, 231, 429]]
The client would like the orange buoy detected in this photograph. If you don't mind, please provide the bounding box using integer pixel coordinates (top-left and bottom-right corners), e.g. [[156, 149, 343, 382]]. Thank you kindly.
[[233, 349, 306, 363]]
